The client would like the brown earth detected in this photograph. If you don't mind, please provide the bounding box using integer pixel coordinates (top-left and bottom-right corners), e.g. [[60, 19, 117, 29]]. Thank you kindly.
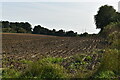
[[2, 33, 108, 70]]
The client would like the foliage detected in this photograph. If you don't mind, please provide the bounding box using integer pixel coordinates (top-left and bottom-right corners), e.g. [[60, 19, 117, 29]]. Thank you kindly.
[[101, 49, 119, 73], [2, 21, 32, 33], [20, 58, 69, 78], [93, 21, 120, 78], [79, 32, 88, 37], [108, 31, 120, 49], [33, 25, 77, 37], [94, 5, 120, 32], [19, 59, 33, 64], [102, 22, 120, 49], [41, 57, 64, 63], [2, 21, 9, 28], [95, 71, 115, 78], [2, 57, 69, 79], [2, 28, 14, 33], [2, 27, 27, 33], [85, 56, 92, 61], [55, 29, 66, 36], [65, 31, 77, 37], [2, 68, 21, 78], [32, 25, 49, 34], [93, 49, 120, 78]]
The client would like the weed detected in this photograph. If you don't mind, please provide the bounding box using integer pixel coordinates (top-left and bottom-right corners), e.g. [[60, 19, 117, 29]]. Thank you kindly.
[[95, 71, 115, 78], [20, 58, 69, 78], [2, 68, 21, 78], [41, 57, 64, 63]]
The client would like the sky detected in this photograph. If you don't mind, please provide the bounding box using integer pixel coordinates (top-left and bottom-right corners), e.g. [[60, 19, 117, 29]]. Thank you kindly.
[[0, 0, 119, 34]]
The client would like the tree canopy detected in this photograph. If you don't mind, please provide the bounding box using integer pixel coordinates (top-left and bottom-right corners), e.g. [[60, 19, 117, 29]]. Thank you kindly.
[[94, 5, 119, 31], [32, 25, 77, 37], [2, 21, 32, 33]]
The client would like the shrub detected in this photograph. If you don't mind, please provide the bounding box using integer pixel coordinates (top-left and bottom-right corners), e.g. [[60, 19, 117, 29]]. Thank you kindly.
[[102, 49, 120, 74], [20, 58, 69, 78], [108, 31, 120, 49], [2, 68, 21, 78], [95, 71, 115, 78], [17, 28, 27, 33], [2, 28, 16, 33], [102, 22, 120, 37], [93, 49, 120, 78]]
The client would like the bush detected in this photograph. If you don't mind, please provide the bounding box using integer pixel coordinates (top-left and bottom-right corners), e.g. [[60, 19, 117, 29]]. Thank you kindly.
[[102, 49, 120, 74], [2, 28, 16, 33], [17, 28, 27, 33], [102, 22, 120, 37], [20, 58, 69, 78], [95, 71, 115, 78], [2, 27, 27, 33], [2, 68, 21, 78], [108, 31, 120, 49], [93, 49, 120, 78]]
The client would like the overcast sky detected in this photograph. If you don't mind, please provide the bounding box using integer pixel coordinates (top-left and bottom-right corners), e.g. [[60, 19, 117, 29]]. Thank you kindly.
[[1, 0, 119, 34]]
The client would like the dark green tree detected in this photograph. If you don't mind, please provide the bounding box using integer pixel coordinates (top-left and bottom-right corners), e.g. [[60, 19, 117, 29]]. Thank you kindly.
[[55, 29, 65, 36], [80, 32, 88, 37], [114, 12, 120, 22], [66, 31, 77, 37], [23, 22, 32, 33], [9, 22, 32, 33], [2, 21, 9, 28], [32, 25, 42, 34], [51, 29, 56, 35], [94, 5, 116, 31]]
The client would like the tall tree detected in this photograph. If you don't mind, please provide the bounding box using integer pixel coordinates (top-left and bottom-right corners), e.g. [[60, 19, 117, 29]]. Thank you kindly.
[[94, 5, 116, 31]]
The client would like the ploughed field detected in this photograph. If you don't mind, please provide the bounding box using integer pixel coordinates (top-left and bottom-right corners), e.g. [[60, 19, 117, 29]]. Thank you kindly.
[[2, 33, 108, 73]]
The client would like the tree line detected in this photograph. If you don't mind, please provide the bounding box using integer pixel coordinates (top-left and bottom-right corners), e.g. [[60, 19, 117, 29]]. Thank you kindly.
[[2, 21, 32, 33], [32, 25, 78, 37], [1, 21, 79, 37]]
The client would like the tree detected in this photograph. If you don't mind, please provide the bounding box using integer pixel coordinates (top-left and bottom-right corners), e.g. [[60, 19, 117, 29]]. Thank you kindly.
[[9, 22, 32, 33], [51, 29, 56, 35], [66, 31, 77, 37], [114, 12, 120, 23], [18, 22, 32, 33], [55, 29, 65, 36], [2, 21, 9, 28], [94, 5, 116, 31], [32, 25, 42, 34], [80, 32, 88, 37], [23, 22, 32, 33]]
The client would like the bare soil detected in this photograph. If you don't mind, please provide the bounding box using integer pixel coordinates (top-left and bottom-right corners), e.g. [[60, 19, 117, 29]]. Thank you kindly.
[[2, 33, 108, 70]]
